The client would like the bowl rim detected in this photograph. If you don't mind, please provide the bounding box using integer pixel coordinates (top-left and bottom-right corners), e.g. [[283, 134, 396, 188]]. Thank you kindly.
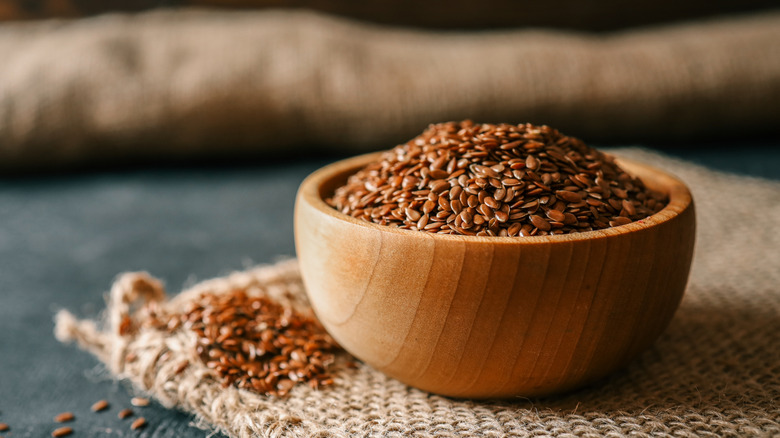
[[297, 151, 694, 244]]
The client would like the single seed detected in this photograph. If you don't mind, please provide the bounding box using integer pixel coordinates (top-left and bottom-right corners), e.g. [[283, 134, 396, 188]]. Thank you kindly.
[[54, 412, 74, 423], [556, 190, 582, 203], [525, 155, 539, 170], [417, 214, 429, 229], [546, 210, 566, 222], [277, 378, 295, 393], [131, 417, 147, 430], [174, 360, 189, 375], [563, 213, 578, 225], [52, 426, 73, 437], [118, 409, 134, 419], [529, 215, 552, 231], [0, 423, 8, 432], [484, 197, 499, 209], [449, 185, 463, 200], [500, 140, 523, 150], [130, 397, 149, 407], [429, 180, 449, 193], [622, 199, 637, 216], [429, 169, 449, 180], [521, 200, 539, 210], [609, 216, 633, 227], [459, 210, 473, 227], [91, 400, 109, 412], [478, 204, 493, 218], [118, 315, 133, 335]]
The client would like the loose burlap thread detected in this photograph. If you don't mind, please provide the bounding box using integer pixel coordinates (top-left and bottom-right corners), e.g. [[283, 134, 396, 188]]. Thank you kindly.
[[2, 10, 780, 171], [55, 149, 780, 437]]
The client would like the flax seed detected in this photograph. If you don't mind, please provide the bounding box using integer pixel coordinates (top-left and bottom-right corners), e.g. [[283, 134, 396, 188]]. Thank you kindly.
[[328, 121, 668, 236], [429, 169, 449, 180], [484, 197, 499, 209], [546, 210, 566, 222], [429, 180, 449, 194], [622, 199, 637, 216], [54, 412, 74, 423], [118, 409, 134, 419], [174, 359, 189, 375], [555, 190, 582, 203], [529, 215, 552, 231], [609, 216, 633, 227], [130, 397, 149, 407], [51, 426, 73, 437], [154, 289, 342, 397], [131, 417, 146, 430], [91, 400, 109, 412], [525, 155, 540, 170]]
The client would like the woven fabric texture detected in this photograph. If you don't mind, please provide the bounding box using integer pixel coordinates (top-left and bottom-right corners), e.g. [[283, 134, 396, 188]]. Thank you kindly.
[[55, 149, 780, 437], [2, 10, 780, 170]]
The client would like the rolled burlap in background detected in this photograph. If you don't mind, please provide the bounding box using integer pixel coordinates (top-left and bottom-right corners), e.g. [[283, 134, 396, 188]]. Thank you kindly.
[[1, 9, 779, 171], [1, 0, 775, 31]]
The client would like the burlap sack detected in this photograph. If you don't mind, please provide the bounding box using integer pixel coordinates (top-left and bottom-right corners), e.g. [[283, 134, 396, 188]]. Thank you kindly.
[[54, 149, 780, 437], [1, 10, 779, 171]]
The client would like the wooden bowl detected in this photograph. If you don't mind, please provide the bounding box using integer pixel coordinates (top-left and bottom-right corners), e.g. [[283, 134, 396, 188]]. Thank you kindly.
[[294, 152, 695, 399]]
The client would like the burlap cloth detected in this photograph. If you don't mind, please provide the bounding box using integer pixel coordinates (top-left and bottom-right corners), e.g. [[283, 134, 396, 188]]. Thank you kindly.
[[54, 149, 780, 437], [2, 9, 780, 171]]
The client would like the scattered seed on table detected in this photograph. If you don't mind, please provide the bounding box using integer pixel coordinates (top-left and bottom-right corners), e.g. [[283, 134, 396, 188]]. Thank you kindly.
[[130, 397, 149, 407], [131, 417, 147, 430], [118, 408, 134, 419], [51, 426, 73, 437], [54, 412, 74, 423], [91, 399, 109, 412]]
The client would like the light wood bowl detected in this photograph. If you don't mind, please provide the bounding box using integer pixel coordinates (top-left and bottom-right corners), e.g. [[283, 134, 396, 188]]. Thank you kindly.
[[294, 152, 695, 399]]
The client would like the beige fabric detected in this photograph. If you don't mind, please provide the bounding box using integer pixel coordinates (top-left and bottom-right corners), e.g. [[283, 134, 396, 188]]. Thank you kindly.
[[55, 149, 780, 437], [2, 10, 780, 171]]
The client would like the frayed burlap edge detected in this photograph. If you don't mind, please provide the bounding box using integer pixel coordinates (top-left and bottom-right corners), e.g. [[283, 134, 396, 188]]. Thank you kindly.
[[54, 260, 363, 438]]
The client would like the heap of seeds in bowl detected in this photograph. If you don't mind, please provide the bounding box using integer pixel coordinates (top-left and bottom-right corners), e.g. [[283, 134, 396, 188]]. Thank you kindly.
[[327, 121, 668, 236]]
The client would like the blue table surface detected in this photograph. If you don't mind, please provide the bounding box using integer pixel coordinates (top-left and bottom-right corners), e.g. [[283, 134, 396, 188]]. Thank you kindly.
[[0, 144, 778, 437]]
